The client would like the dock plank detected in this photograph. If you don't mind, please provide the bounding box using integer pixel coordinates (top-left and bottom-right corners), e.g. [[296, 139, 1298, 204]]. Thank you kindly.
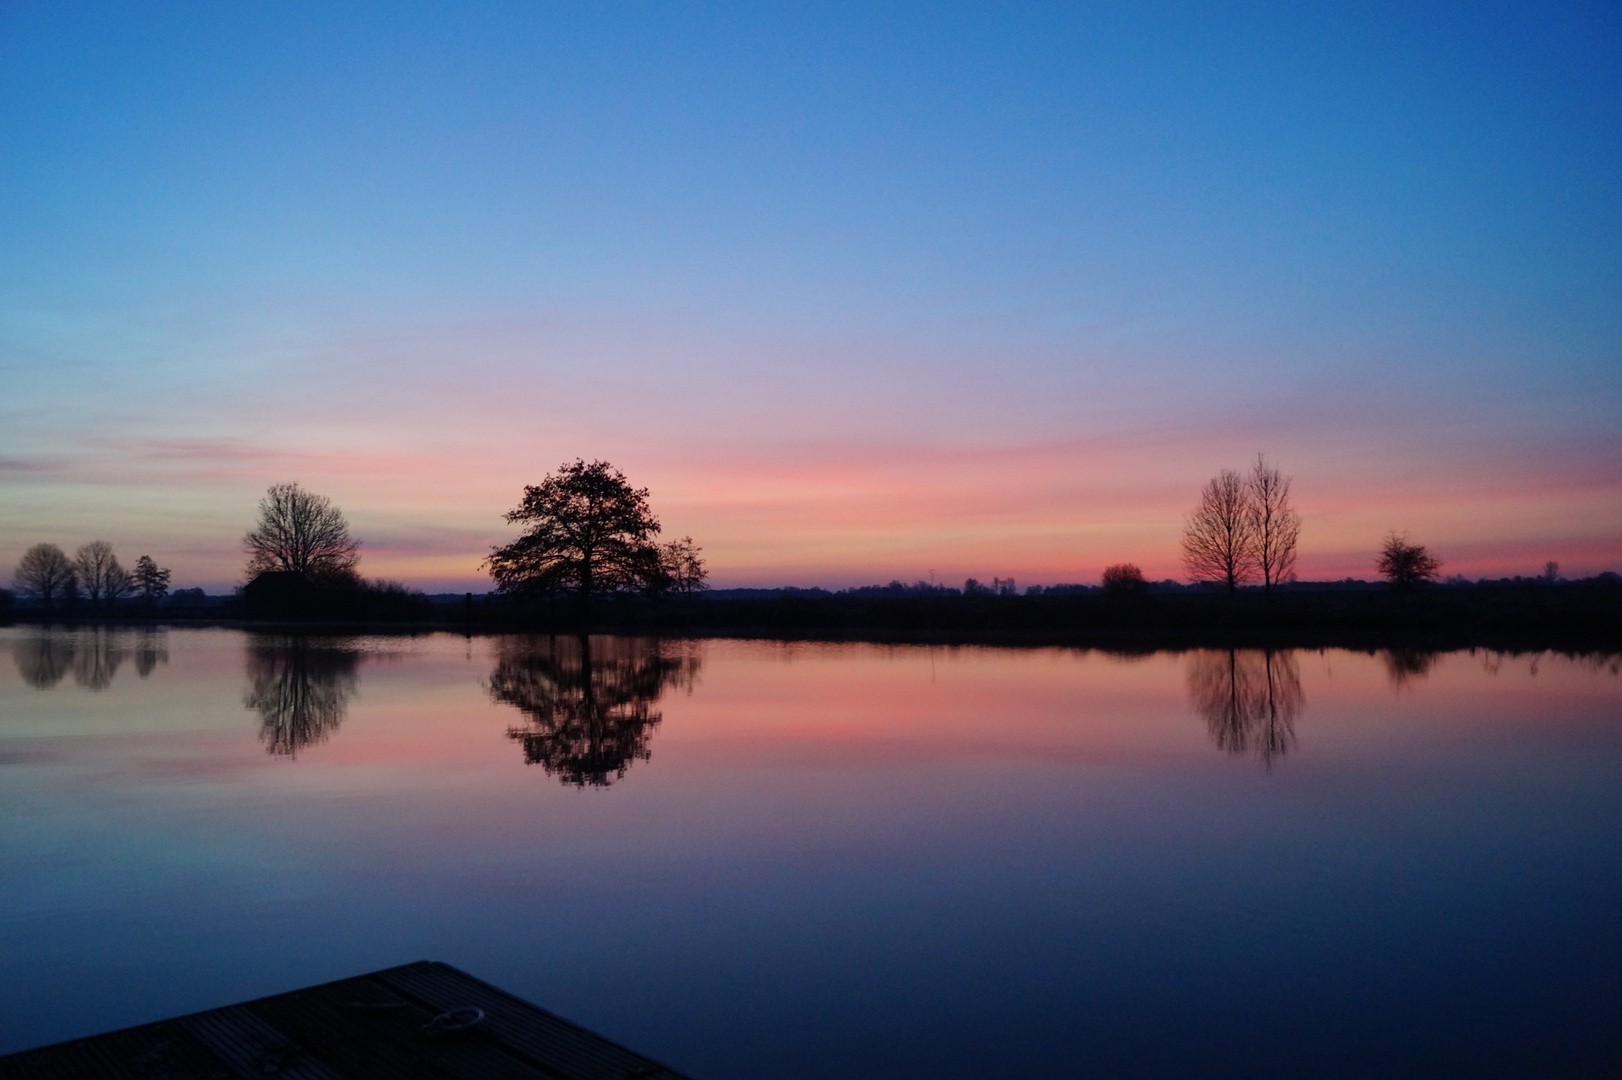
[[377, 964, 685, 1080], [0, 962, 694, 1080]]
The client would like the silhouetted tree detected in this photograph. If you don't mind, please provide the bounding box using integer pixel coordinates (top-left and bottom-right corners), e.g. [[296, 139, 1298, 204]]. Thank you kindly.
[[12, 543, 76, 608], [1249, 454, 1300, 592], [1101, 563, 1147, 594], [243, 483, 361, 583], [1377, 532, 1441, 588], [244, 636, 361, 757], [131, 555, 171, 603], [486, 461, 671, 608], [1187, 649, 1303, 769], [1541, 560, 1560, 584], [661, 536, 709, 594], [1182, 470, 1259, 591], [488, 634, 699, 787], [74, 541, 132, 607]]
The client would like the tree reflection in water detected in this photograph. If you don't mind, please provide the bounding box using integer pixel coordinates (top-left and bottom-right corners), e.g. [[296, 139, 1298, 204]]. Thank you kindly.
[[132, 629, 169, 678], [1186, 649, 1304, 769], [244, 636, 361, 757], [488, 635, 700, 787], [11, 628, 168, 690], [1382, 648, 1439, 687], [72, 627, 127, 690], [13, 632, 77, 689]]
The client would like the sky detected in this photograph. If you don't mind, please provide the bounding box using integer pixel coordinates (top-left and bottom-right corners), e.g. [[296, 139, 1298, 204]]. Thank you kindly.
[[2, 1, 1619, 591]]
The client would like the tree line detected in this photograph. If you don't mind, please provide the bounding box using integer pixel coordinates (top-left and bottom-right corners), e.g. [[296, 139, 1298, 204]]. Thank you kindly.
[[1180, 454, 1302, 592], [1176, 453, 1450, 592], [11, 541, 171, 610], [9, 452, 1566, 617], [5, 463, 710, 616], [235, 462, 708, 613]]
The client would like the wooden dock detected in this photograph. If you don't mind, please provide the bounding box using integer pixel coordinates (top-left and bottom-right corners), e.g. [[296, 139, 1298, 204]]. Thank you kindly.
[[0, 961, 693, 1079]]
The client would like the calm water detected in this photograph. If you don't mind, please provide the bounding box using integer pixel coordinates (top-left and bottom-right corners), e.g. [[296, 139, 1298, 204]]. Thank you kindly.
[[2, 628, 1620, 1077]]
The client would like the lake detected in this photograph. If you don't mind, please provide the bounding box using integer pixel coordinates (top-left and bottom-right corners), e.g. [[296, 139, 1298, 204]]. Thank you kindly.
[[2, 627, 1619, 1077]]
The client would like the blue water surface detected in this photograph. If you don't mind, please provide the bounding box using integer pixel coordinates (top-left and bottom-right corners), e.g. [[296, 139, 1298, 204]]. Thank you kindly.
[[1, 628, 1618, 1077]]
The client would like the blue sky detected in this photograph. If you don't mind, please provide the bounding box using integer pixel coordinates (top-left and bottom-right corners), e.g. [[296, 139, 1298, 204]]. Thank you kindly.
[[3, 2, 1618, 588]]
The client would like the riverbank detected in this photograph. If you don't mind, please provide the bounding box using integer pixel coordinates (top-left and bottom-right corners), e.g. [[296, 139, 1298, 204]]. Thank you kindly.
[[6, 581, 1621, 652], [501, 582, 1622, 651]]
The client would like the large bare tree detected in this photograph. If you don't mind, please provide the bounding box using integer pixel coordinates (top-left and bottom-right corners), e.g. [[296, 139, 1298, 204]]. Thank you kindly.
[[1376, 532, 1441, 588], [12, 543, 76, 608], [243, 483, 361, 582], [1248, 454, 1300, 592], [1182, 469, 1259, 591], [486, 460, 676, 606], [74, 541, 132, 607]]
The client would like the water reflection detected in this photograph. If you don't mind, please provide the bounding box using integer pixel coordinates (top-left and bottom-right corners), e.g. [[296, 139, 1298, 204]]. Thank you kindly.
[[7, 630, 1622, 1075], [244, 637, 361, 757], [1382, 648, 1440, 687], [71, 629, 126, 691], [1186, 649, 1304, 769], [488, 635, 700, 787], [132, 630, 169, 678], [11, 628, 169, 690], [13, 633, 75, 689], [1578, 652, 1622, 676]]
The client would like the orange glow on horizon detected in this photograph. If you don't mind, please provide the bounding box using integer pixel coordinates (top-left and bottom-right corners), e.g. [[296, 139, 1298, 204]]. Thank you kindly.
[[4, 426, 1618, 590]]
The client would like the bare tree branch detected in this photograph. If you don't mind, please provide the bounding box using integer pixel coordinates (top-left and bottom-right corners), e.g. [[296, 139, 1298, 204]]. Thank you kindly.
[[74, 541, 131, 607], [1182, 469, 1260, 591], [243, 483, 360, 582], [661, 536, 709, 594], [1377, 532, 1441, 588], [1249, 454, 1300, 592], [12, 543, 76, 608]]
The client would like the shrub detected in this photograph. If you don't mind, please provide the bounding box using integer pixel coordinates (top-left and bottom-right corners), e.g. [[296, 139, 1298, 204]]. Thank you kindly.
[[1102, 563, 1148, 595]]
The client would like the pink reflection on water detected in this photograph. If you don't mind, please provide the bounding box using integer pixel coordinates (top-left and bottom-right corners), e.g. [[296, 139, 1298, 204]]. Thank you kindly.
[[2, 630, 1622, 1075]]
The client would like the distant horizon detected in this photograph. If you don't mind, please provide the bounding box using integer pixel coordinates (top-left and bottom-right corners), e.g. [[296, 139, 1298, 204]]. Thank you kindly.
[[33, 567, 1611, 600]]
